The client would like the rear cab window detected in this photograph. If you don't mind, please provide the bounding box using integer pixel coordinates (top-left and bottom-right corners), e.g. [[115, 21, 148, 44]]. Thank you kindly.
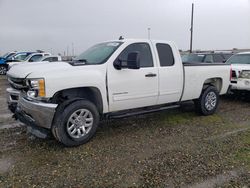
[[156, 43, 174, 66]]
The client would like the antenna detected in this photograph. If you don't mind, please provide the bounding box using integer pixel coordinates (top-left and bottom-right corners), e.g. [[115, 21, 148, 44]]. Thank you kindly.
[[148, 28, 151, 39]]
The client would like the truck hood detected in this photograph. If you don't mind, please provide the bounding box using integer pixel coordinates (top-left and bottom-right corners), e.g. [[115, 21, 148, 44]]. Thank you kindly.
[[231, 64, 250, 71], [7, 61, 71, 78]]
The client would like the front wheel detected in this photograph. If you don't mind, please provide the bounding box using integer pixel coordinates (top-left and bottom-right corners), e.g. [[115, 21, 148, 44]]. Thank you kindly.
[[194, 86, 219, 116], [52, 100, 100, 147], [0, 65, 7, 75]]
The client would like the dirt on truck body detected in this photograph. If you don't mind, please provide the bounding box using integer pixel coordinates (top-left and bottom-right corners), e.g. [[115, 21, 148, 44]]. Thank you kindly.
[[0, 76, 249, 187]]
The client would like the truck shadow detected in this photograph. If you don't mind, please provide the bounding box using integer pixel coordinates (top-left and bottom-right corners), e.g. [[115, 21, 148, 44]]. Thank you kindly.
[[222, 93, 250, 103], [25, 93, 250, 149], [25, 101, 197, 149]]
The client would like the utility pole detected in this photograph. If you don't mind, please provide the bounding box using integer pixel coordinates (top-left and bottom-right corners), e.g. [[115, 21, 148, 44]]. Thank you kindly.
[[190, 3, 194, 53]]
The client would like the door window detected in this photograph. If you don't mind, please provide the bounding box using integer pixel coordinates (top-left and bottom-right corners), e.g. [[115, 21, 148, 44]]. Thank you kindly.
[[43, 57, 58, 62], [119, 43, 153, 68], [52, 57, 59, 61]]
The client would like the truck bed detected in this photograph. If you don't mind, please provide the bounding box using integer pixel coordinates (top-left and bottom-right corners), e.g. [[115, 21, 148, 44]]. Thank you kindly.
[[181, 63, 230, 101]]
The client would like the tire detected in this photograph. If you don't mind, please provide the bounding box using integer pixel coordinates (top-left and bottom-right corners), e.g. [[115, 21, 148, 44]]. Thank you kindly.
[[194, 86, 219, 116], [52, 100, 100, 147], [0, 65, 7, 75]]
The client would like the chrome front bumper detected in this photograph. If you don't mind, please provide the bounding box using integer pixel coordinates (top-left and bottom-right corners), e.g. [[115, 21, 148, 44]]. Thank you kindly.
[[16, 96, 58, 129], [6, 87, 20, 113], [6, 87, 20, 103]]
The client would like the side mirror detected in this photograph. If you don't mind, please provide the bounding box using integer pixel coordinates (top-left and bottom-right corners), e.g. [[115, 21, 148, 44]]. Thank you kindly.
[[127, 52, 140, 69], [114, 52, 140, 70]]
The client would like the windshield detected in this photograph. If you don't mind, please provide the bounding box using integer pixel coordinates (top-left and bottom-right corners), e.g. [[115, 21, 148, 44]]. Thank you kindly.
[[2, 53, 10, 58], [182, 54, 205, 63], [226, 54, 250, 64], [7, 53, 16, 59], [2, 52, 15, 59], [24, 54, 34, 61], [14, 53, 30, 61], [75, 42, 122, 64]]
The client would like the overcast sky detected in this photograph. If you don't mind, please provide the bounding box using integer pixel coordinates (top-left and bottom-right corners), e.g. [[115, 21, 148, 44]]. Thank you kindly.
[[0, 0, 250, 55]]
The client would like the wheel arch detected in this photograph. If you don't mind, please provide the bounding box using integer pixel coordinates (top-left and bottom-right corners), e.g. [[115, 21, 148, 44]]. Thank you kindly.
[[202, 77, 222, 93], [51, 87, 103, 114]]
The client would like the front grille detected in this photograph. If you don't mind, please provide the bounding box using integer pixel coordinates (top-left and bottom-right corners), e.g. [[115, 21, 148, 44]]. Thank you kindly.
[[232, 70, 237, 79], [8, 76, 28, 91]]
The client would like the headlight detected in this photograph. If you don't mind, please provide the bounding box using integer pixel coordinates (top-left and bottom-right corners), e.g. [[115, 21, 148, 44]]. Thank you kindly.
[[26, 78, 45, 98], [239, 70, 250, 79]]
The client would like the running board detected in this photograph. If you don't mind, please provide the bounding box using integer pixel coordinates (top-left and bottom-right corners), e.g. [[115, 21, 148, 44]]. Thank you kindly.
[[108, 104, 180, 119]]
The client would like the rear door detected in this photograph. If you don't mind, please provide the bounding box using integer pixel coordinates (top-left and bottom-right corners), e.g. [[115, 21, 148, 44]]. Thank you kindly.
[[108, 42, 159, 112], [153, 42, 183, 104]]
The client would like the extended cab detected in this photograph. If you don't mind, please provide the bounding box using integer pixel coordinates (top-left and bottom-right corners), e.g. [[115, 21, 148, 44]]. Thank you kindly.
[[7, 39, 231, 146]]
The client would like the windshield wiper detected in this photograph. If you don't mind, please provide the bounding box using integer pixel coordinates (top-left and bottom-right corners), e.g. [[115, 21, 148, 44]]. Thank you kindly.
[[69, 59, 90, 66], [75, 59, 88, 63]]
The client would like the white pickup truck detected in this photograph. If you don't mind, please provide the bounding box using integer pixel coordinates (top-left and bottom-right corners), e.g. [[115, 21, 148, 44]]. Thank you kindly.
[[7, 39, 231, 147], [227, 52, 250, 92]]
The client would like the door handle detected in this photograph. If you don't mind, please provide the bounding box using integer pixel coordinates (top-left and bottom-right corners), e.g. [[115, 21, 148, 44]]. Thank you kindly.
[[145, 73, 157, 77]]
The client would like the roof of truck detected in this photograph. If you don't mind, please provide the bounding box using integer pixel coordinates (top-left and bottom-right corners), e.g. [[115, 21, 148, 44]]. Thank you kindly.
[[107, 38, 174, 44]]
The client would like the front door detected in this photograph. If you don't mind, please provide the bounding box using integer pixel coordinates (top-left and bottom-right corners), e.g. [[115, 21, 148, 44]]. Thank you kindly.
[[108, 43, 159, 112]]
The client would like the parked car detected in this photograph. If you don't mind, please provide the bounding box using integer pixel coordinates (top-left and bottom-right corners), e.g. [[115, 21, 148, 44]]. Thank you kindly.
[[0, 52, 16, 59], [182, 53, 233, 64], [0, 52, 36, 74], [226, 52, 250, 92], [8, 54, 62, 70], [7, 39, 230, 146], [0, 52, 18, 75], [6, 52, 36, 63], [8, 52, 51, 69], [37, 55, 62, 62]]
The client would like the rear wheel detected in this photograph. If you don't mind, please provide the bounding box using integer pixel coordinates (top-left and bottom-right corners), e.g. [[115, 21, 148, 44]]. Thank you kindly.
[[52, 100, 100, 147], [0, 65, 7, 75], [194, 86, 219, 115]]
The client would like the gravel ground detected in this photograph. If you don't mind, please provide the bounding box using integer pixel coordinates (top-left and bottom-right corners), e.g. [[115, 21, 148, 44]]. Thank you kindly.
[[0, 75, 249, 188]]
